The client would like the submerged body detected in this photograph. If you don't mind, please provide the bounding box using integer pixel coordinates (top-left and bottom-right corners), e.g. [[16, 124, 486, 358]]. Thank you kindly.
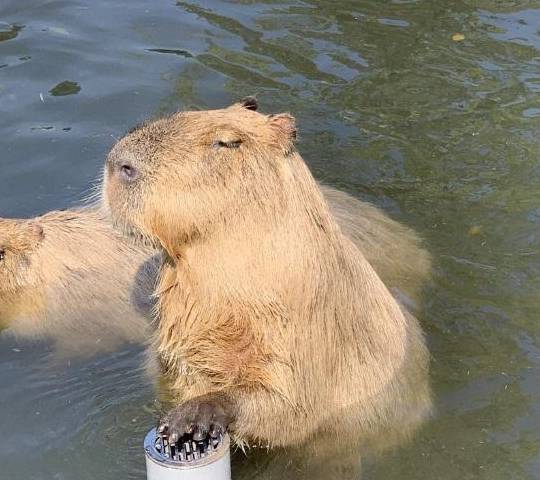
[[103, 98, 432, 476]]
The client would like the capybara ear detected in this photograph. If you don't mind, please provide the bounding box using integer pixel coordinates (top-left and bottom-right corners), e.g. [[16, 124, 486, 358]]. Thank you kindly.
[[239, 96, 258, 111], [25, 222, 45, 248], [269, 113, 297, 140]]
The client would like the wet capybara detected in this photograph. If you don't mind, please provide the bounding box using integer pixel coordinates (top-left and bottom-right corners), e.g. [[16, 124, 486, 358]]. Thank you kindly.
[[103, 98, 431, 476], [0, 208, 159, 356]]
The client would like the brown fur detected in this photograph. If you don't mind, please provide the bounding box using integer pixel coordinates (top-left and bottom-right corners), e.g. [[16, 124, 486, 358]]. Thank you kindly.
[[0, 208, 159, 356], [103, 101, 432, 461]]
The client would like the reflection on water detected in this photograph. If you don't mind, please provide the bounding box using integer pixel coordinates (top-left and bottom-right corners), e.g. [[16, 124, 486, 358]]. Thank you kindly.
[[1, 0, 540, 478], [49, 80, 81, 96], [0, 23, 24, 42]]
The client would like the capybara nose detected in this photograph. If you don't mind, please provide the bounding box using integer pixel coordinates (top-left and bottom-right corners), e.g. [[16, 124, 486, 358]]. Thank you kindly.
[[111, 159, 139, 183]]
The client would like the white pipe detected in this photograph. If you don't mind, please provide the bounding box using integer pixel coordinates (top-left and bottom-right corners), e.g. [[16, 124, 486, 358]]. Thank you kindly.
[[144, 428, 231, 480]]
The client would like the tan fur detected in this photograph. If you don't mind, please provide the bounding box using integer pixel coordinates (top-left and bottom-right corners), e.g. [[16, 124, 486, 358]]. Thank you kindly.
[[0, 208, 159, 356], [103, 102, 432, 458]]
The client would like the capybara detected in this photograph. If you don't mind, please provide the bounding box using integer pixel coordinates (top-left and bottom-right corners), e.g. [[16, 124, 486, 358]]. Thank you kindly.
[[0, 208, 159, 356], [103, 98, 431, 475]]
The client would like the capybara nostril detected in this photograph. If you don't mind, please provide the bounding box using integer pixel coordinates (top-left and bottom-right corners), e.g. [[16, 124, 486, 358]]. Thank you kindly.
[[121, 163, 136, 179], [117, 161, 138, 182]]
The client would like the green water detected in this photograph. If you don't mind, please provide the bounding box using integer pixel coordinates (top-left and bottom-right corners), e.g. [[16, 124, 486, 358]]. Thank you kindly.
[[1, 0, 540, 478]]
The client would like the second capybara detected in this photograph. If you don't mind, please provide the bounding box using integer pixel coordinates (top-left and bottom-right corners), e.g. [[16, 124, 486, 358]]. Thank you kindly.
[[0, 207, 159, 356], [103, 98, 431, 474]]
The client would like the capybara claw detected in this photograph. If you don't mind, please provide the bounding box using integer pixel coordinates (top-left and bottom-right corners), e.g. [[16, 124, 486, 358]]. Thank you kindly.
[[209, 425, 222, 438], [193, 426, 207, 442], [159, 394, 232, 442]]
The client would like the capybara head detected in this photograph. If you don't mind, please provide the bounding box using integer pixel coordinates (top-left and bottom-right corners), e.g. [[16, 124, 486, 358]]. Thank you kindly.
[[0, 219, 44, 295], [104, 98, 299, 256]]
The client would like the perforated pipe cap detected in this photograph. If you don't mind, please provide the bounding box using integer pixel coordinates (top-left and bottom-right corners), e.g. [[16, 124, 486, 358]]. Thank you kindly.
[[144, 428, 231, 480]]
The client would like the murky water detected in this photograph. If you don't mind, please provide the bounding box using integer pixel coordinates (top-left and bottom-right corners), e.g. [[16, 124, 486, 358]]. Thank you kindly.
[[1, 0, 540, 478]]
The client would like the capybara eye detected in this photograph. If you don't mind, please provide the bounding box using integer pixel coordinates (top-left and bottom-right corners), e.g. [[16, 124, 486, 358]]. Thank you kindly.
[[0, 249, 5, 262], [120, 163, 138, 182], [214, 140, 242, 149]]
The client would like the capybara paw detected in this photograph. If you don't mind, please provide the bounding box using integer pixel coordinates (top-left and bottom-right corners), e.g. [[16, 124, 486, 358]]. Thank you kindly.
[[158, 394, 231, 442]]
